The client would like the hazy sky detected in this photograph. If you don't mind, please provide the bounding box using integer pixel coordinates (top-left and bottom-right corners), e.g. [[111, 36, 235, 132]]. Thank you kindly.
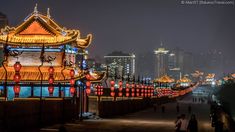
[[0, 0, 235, 72]]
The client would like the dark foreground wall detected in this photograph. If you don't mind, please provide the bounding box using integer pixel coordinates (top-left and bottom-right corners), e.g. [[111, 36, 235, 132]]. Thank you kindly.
[[0, 98, 79, 131]]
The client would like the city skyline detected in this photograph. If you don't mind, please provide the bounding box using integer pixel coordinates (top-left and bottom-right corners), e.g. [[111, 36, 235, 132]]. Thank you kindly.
[[0, 0, 234, 74]]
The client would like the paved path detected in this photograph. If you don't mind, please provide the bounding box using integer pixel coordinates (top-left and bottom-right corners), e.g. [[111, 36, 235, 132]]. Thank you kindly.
[[41, 86, 214, 132]]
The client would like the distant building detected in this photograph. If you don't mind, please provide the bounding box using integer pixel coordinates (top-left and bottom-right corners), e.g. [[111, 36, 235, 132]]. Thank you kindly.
[[104, 51, 135, 78], [154, 45, 169, 78]]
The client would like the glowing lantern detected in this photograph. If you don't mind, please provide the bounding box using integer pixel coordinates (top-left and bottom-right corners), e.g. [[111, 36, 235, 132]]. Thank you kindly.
[[70, 87, 75, 95], [118, 92, 123, 97], [126, 93, 129, 97], [14, 74, 21, 83], [48, 66, 54, 74], [48, 86, 54, 96], [13, 85, 20, 97], [70, 79, 75, 85], [110, 87, 115, 91], [70, 69, 75, 77], [119, 81, 123, 86], [86, 89, 91, 95], [86, 81, 91, 87], [14, 62, 22, 72], [111, 92, 115, 97], [131, 93, 135, 97], [48, 77, 54, 84], [13, 61, 22, 97], [110, 80, 115, 86]]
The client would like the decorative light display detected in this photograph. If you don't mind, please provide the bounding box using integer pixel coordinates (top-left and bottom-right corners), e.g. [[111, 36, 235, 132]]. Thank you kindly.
[[70, 69, 75, 96], [131, 83, 135, 97], [110, 80, 115, 97], [118, 81, 123, 97], [125, 82, 130, 97], [86, 81, 91, 95], [48, 66, 54, 96], [136, 84, 139, 97], [13, 61, 22, 97]]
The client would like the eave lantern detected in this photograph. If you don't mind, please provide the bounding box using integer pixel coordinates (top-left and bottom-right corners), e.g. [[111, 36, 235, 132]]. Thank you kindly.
[[125, 82, 130, 97], [48, 66, 54, 96], [110, 80, 115, 97], [118, 81, 123, 97], [13, 61, 22, 97], [86, 81, 91, 95], [70, 69, 76, 96]]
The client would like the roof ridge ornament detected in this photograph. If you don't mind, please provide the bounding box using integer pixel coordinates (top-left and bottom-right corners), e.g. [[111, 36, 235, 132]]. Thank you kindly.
[[34, 3, 39, 18], [47, 8, 51, 19]]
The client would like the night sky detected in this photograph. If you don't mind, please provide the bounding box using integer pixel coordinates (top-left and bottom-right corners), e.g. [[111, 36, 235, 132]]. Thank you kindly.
[[0, 0, 235, 73]]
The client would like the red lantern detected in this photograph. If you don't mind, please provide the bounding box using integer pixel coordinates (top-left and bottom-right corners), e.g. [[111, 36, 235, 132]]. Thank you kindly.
[[70, 70, 75, 77], [131, 93, 135, 97], [70, 79, 75, 85], [119, 81, 123, 86], [86, 81, 91, 87], [118, 92, 122, 97], [126, 88, 130, 92], [126, 83, 129, 88], [86, 88, 91, 95], [119, 87, 123, 92], [14, 85, 20, 97], [131, 84, 135, 88], [70, 87, 75, 95], [110, 80, 115, 86], [14, 62, 22, 72], [48, 77, 54, 84], [136, 84, 139, 88], [48, 86, 54, 95], [48, 66, 54, 75], [111, 92, 115, 97], [131, 88, 135, 92], [126, 93, 129, 97], [14, 74, 21, 83], [110, 86, 115, 91]]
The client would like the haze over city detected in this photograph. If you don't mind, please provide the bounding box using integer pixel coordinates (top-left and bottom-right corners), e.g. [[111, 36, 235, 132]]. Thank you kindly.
[[1, 0, 235, 76]]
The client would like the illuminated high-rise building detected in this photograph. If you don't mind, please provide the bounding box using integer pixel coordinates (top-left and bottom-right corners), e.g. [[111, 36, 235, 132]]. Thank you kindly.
[[154, 44, 169, 78]]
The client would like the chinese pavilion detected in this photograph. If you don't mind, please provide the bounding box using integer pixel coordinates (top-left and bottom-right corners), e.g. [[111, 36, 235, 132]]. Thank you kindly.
[[0, 5, 105, 100]]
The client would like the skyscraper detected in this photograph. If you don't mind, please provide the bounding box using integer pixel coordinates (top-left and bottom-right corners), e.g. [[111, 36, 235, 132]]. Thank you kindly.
[[154, 45, 169, 78]]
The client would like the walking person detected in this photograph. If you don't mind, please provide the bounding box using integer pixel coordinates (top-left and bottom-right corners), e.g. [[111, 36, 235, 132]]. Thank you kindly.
[[175, 115, 181, 132], [187, 114, 198, 132], [176, 114, 188, 132]]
